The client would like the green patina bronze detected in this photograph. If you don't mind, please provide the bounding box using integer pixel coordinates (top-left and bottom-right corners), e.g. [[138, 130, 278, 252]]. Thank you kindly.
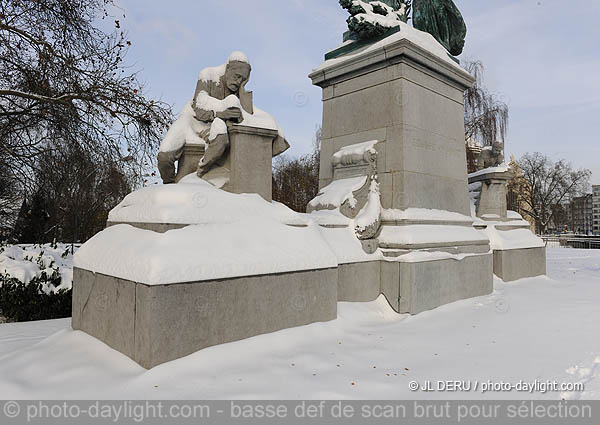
[[412, 0, 466, 56], [333, 0, 466, 60]]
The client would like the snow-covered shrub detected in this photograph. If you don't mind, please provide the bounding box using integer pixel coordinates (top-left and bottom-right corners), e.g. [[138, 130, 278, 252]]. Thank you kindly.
[[0, 243, 75, 322]]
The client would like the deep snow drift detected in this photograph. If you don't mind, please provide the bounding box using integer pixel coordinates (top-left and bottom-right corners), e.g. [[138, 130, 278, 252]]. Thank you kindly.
[[0, 248, 598, 400]]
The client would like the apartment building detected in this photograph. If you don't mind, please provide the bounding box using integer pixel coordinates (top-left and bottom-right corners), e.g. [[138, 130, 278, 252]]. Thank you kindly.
[[593, 185, 600, 236]]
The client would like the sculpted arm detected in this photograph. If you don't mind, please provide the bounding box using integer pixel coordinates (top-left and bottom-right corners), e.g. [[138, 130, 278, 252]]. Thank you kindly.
[[192, 79, 242, 123], [192, 79, 216, 122]]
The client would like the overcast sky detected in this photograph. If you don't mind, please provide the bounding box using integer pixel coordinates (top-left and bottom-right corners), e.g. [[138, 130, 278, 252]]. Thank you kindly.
[[114, 0, 600, 185]]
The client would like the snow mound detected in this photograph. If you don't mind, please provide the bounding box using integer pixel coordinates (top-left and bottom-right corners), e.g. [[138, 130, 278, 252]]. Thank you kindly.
[[482, 226, 545, 251], [308, 177, 367, 210], [80, 177, 336, 285], [109, 175, 304, 226], [74, 219, 337, 285]]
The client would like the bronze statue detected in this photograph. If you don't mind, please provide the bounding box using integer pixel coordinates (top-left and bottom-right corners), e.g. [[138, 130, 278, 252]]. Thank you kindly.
[[413, 0, 466, 56]]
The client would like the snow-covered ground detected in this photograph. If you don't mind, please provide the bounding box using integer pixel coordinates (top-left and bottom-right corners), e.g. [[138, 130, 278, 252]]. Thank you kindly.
[[0, 248, 598, 400]]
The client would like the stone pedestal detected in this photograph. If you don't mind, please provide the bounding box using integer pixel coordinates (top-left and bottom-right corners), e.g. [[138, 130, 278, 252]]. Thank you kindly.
[[468, 170, 512, 220], [469, 169, 546, 281], [229, 125, 278, 202], [185, 125, 277, 202], [175, 144, 205, 183], [73, 267, 337, 369], [309, 35, 494, 313], [310, 38, 474, 214]]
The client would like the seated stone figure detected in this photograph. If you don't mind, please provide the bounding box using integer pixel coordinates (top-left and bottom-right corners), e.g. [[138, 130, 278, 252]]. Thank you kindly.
[[157, 52, 289, 184], [477, 141, 505, 170]]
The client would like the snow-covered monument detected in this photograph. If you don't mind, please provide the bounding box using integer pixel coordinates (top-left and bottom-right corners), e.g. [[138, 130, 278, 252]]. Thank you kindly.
[[468, 144, 546, 282], [71, 0, 545, 368]]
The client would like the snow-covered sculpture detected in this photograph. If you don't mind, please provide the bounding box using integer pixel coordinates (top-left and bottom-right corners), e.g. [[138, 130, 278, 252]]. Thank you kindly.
[[477, 141, 505, 171], [157, 52, 290, 184], [339, 0, 410, 41]]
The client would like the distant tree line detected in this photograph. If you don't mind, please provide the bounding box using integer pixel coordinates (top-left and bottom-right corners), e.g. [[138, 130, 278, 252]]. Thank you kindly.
[[272, 127, 321, 213]]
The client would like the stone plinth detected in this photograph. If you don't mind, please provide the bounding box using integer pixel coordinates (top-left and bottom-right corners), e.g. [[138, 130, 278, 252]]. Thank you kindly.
[[172, 125, 278, 202], [175, 144, 205, 183], [335, 255, 493, 315], [468, 168, 547, 281], [228, 124, 278, 202], [381, 253, 493, 315], [493, 247, 546, 282], [310, 37, 475, 214], [72, 267, 338, 369], [468, 169, 512, 220], [308, 34, 493, 313]]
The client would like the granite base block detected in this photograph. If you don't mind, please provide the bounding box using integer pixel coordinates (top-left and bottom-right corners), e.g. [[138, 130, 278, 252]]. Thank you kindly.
[[493, 247, 547, 282], [72, 267, 338, 369]]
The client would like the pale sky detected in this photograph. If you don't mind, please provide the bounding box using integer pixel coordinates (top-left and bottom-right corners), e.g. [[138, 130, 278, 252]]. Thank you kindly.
[[115, 0, 600, 185]]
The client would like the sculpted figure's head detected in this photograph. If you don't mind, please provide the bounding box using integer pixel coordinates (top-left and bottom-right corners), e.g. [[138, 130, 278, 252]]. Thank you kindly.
[[492, 141, 504, 155], [224, 52, 251, 94]]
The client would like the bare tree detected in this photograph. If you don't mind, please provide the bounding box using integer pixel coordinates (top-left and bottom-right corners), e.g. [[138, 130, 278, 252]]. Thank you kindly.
[[464, 61, 509, 172], [0, 0, 173, 191], [272, 127, 321, 213], [0, 157, 21, 240], [12, 140, 131, 243], [515, 152, 591, 234]]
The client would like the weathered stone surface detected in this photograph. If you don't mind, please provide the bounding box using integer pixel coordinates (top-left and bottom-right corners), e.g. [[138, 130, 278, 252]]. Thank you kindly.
[[72, 268, 136, 359], [311, 37, 474, 216], [72, 267, 338, 369], [493, 247, 547, 282], [381, 253, 493, 315], [337, 261, 381, 302], [228, 125, 278, 202], [175, 144, 205, 183], [477, 179, 509, 219]]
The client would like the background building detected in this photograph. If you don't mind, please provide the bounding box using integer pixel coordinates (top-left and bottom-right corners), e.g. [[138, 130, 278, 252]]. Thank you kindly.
[[593, 185, 600, 236], [572, 194, 593, 235]]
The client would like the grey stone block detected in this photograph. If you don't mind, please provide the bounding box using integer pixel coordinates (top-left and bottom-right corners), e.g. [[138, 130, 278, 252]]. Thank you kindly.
[[175, 144, 206, 183], [228, 125, 278, 202], [313, 37, 474, 216], [71, 268, 136, 359], [337, 261, 380, 302], [72, 267, 338, 369], [381, 253, 493, 315], [493, 247, 547, 282]]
